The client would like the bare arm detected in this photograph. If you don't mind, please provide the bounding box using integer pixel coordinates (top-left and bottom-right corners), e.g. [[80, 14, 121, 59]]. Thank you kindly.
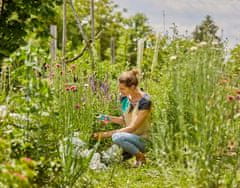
[[116, 110, 150, 133], [108, 115, 125, 126], [94, 110, 150, 139]]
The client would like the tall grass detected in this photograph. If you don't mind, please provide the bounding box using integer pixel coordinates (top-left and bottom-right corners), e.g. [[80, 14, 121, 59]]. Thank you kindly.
[[149, 41, 240, 186], [48, 60, 123, 186]]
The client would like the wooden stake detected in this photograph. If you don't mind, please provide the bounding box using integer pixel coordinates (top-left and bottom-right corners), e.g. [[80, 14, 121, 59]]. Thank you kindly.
[[111, 37, 115, 64], [151, 33, 161, 75], [90, 0, 95, 70], [62, 0, 67, 59], [137, 39, 145, 71], [50, 25, 57, 64]]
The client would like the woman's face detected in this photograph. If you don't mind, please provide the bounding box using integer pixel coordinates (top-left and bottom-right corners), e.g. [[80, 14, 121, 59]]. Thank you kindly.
[[118, 83, 133, 96]]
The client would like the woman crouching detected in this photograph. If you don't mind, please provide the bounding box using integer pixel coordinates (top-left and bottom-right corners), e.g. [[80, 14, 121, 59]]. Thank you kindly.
[[93, 69, 152, 167]]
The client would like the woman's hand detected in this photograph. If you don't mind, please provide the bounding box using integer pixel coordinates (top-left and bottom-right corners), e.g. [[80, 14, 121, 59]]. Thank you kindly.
[[96, 114, 111, 125], [92, 131, 113, 140]]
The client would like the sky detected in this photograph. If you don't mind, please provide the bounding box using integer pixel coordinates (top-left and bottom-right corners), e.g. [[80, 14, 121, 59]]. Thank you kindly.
[[112, 0, 240, 48]]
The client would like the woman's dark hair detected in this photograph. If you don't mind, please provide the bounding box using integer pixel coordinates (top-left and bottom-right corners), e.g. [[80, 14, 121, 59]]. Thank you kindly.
[[118, 69, 140, 87]]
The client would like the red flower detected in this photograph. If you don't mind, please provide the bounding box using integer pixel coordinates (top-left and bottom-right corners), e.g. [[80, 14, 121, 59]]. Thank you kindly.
[[227, 95, 235, 102], [65, 87, 71, 91], [70, 85, 77, 92], [65, 85, 77, 92]]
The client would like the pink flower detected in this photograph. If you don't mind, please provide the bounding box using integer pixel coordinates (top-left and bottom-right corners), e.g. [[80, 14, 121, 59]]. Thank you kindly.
[[236, 90, 240, 95], [21, 157, 33, 163], [21, 157, 35, 167], [236, 95, 240, 101], [49, 72, 54, 78], [45, 64, 50, 69], [56, 64, 61, 68], [227, 95, 235, 102], [22, 157, 32, 162], [219, 79, 229, 85], [13, 172, 27, 181], [75, 104, 80, 109]]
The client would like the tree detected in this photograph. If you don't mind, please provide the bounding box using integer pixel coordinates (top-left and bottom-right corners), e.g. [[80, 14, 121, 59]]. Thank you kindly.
[[0, 0, 61, 61], [192, 15, 220, 42], [55, 0, 125, 61]]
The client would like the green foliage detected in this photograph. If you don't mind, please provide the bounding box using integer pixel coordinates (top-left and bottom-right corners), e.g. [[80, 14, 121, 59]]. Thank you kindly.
[[0, 138, 37, 187], [228, 44, 240, 76], [1, 45, 63, 186], [0, 0, 61, 62], [56, 0, 126, 61]]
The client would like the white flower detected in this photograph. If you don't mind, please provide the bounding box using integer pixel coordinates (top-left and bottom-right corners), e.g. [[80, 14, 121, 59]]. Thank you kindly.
[[190, 46, 198, 51], [41, 112, 50, 117], [170, 55, 177, 61], [0, 105, 8, 119], [198, 41, 207, 47], [234, 113, 240, 119], [84, 83, 89, 87], [9, 113, 31, 122], [212, 41, 219, 45]]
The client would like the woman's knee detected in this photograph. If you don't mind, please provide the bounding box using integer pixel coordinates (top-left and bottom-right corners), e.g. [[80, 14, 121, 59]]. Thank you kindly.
[[112, 132, 125, 144]]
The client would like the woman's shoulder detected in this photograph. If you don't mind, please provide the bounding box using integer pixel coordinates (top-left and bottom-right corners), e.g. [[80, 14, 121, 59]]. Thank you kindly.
[[138, 93, 152, 110]]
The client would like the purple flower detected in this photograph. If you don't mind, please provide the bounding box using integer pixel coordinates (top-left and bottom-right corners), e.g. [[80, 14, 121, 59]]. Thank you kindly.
[[100, 81, 109, 97], [89, 75, 97, 92]]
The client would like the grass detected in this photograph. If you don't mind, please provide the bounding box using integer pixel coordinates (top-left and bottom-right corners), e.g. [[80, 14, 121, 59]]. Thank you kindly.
[[76, 159, 199, 188]]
